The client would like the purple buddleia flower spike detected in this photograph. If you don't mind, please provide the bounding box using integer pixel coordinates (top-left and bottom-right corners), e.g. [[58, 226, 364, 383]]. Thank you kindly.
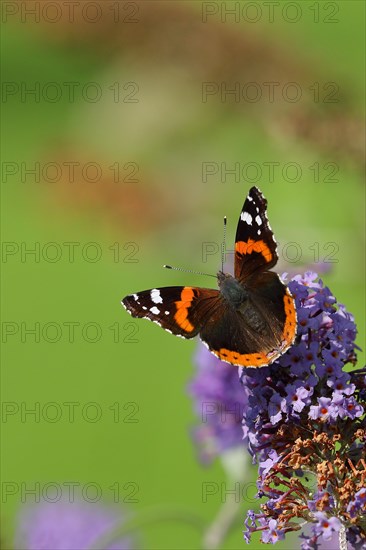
[[241, 273, 365, 549]]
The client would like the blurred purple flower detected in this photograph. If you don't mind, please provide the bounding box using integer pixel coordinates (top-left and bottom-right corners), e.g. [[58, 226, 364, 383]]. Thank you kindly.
[[188, 343, 248, 463], [15, 500, 134, 550]]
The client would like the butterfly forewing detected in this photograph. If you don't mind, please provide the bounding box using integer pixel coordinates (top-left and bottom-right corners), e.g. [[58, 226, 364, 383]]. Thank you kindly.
[[122, 286, 221, 338], [234, 186, 278, 280]]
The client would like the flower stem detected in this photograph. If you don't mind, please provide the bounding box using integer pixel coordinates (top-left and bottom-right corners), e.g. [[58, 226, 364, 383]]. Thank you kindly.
[[339, 524, 347, 550], [203, 493, 242, 550]]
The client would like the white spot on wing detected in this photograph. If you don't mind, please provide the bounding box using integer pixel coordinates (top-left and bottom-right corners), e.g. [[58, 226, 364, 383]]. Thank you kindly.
[[241, 211, 252, 225], [150, 306, 160, 315], [133, 294, 138, 301], [150, 289, 163, 304], [255, 215, 262, 225]]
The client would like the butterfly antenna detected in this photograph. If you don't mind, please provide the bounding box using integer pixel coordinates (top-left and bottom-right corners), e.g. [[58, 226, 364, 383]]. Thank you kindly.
[[221, 216, 227, 272], [163, 265, 217, 279]]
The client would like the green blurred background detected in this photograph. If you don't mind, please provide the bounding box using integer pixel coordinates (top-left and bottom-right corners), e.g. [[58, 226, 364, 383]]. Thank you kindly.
[[1, 1, 365, 548]]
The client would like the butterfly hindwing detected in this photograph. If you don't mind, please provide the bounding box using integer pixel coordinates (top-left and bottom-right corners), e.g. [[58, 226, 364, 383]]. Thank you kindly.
[[245, 271, 297, 352], [234, 186, 278, 280], [199, 272, 296, 368], [122, 286, 221, 339]]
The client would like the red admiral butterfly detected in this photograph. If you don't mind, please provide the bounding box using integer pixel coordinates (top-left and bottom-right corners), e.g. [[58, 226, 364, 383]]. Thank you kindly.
[[122, 186, 297, 368]]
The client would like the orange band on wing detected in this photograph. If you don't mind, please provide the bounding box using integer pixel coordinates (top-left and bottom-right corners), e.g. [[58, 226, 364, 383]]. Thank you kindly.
[[212, 290, 296, 367], [174, 287, 196, 332], [213, 348, 269, 368], [282, 290, 297, 345], [235, 239, 272, 263]]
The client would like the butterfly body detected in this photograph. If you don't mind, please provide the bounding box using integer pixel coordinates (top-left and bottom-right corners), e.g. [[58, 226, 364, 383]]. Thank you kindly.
[[218, 271, 248, 307], [217, 272, 269, 335], [122, 186, 297, 368]]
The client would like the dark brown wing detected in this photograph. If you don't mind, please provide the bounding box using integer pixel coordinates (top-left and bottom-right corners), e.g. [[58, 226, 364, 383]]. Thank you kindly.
[[245, 271, 297, 354], [234, 186, 278, 281], [199, 272, 296, 368], [122, 286, 221, 338]]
